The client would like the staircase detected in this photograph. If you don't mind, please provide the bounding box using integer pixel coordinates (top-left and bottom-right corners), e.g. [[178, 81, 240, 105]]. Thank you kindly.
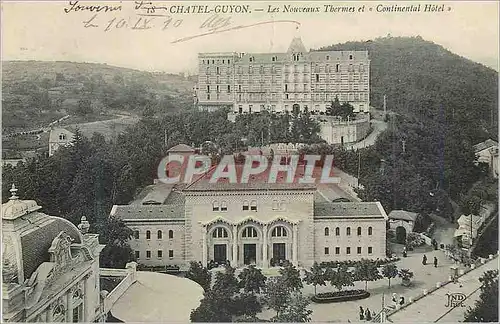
[[372, 305, 396, 323]]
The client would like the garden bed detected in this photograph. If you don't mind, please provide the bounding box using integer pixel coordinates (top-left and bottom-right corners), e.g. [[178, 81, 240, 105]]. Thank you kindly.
[[312, 289, 370, 303], [319, 257, 399, 269]]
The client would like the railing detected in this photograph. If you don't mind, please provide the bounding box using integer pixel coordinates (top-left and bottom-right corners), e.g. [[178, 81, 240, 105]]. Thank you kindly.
[[102, 262, 138, 314]]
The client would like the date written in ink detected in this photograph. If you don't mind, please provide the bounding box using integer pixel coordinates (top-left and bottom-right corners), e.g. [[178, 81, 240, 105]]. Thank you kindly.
[[82, 14, 183, 31]]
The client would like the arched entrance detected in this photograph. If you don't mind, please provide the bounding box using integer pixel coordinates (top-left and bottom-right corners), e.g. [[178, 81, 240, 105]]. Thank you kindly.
[[292, 104, 300, 115], [396, 226, 407, 244], [208, 224, 232, 264], [268, 223, 293, 267]]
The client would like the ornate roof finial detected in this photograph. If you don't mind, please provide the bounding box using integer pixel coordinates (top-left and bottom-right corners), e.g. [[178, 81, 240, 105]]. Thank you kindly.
[[78, 216, 90, 234], [9, 184, 18, 200]]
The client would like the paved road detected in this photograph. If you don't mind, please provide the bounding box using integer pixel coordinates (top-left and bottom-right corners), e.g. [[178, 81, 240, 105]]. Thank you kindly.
[[388, 256, 499, 323], [345, 119, 387, 150]]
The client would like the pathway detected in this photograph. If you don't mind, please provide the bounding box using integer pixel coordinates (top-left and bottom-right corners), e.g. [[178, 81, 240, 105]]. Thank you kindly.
[[345, 119, 387, 150], [387, 255, 498, 322]]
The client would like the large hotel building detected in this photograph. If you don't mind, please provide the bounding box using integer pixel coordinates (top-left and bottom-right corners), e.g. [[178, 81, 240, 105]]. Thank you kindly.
[[195, 36, 370, 114]]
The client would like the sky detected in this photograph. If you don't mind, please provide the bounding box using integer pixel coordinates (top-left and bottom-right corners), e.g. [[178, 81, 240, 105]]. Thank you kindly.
[[2, 1, 499, 73]]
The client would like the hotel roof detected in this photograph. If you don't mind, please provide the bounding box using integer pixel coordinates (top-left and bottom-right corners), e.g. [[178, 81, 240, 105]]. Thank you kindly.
[[473, 139, 498, 153], [111, 203, 185, 221]]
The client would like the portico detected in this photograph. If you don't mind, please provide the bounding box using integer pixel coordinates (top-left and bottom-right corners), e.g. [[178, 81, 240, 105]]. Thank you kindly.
[[200, 216, 300, 268]]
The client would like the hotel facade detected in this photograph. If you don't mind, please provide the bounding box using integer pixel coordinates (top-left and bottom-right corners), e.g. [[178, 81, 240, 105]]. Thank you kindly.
[[111, 145, 387, 270], [194, 36, 370, 114]]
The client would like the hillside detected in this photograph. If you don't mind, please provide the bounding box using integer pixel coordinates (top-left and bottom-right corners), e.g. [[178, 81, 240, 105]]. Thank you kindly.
[[1, 61, 195, 133], [318, 36, 498, 141]]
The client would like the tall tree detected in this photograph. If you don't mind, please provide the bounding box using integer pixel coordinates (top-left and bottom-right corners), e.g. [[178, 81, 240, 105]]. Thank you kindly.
[[327, 264, 354, 291], [238, 264, 267, 294], [465, 270, 499, 322], [185, 261, 212, 292], [354, 259, 383, 290], [278, 261, 303, 292], [382, 263, 399, 288]]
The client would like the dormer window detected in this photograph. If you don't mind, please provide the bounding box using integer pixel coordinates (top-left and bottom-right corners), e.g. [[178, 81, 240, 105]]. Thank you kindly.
[[212, 201, 219, 211], [249, 56, 254, 62], [59, 134, 66, 140]]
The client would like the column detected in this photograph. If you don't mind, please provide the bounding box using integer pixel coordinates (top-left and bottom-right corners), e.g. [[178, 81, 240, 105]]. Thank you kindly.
[[202, 228, 208, 267], [66, 291, 73, 322], [262, 224, 268, 268], [83, 275, 91, 322], [232, 225, 238, 267], [292, 224, 298, 266]]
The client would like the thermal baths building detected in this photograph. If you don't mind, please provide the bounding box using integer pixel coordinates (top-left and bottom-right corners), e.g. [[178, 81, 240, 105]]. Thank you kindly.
[[195, 36, 370, 114], [111, 147, 387, 270]]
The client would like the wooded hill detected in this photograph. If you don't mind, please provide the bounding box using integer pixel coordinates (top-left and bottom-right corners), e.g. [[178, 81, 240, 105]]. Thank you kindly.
[[2, 61, 195, 132]]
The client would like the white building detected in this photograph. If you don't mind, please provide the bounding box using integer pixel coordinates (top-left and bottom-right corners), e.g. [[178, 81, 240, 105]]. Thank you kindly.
[[48, 128, 75, 157]]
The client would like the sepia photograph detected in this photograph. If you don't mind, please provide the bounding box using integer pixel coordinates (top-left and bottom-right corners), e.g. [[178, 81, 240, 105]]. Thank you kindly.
[[1, 1, 499, 323]]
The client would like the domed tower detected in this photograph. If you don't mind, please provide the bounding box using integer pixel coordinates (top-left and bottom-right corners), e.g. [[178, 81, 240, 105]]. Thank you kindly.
[[2, 184, 105, 322]]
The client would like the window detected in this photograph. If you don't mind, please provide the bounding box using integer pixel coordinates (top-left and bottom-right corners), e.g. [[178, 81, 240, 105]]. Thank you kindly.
[[169, 230, 174, 239], [279, 200, 286, 211], [346, 227, 351, 236], [212, 60, 214, 64], [243, 200, 249, 211], [59, 134, 66, 140], [315, 74, 319, 82], [135, 251, 140, 259], [146, 250, 151, 259], [368, 247, 373, 254], [212, 201, 219, 211], [250, 200, 257, 211], [349, 54, 353, 60], [368, 227, 373, 235], [324, 247, 330, 255], [239, 105, 243, 114], [221, 201, 227, 212], [324, 227, 330, 236], [146, 230, 151, 240], [242, 227, 258, 238], [133, 230, 139, 239], [157, 230, 163, 239], [285, 84, 288, 92], [207, 94, 210, 100], [346, 247, 351, 255], [357, 227, 362, 236], [158, 250, 163, 258], [228, 59, 230, 64], [249, 105, 253, 113], [227, 85, 231, 93], [335, 247, 340, 255], [169, 250, 174, 258], [272, 226, 287, 237], [272, 200, 279, 210], [357, 247, 362, 254], [335, 227, 340, 236], [326, 55, 330, 60], [212, 227, 228, 238], [249, 66, 253, 74], [336, 64, 340, 72], [249, 56, 254, 62], [216, 67, 220, 74]]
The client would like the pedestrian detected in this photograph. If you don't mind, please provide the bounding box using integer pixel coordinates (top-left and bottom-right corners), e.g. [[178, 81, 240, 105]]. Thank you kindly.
[[392, 293, 397, 305], [434, 256, 438, 268], [422, 254, 427, 265], [365, 308, 372, 321], [402, 246, 407, 257], [359, 306, 364, 320], [399, 296, 405, 305]]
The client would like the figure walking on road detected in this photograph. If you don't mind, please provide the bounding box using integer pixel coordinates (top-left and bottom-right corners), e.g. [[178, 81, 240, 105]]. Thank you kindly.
[[422, 254, 427, 265], [434, 256, 438, 268], [359, 306, 364, 320]]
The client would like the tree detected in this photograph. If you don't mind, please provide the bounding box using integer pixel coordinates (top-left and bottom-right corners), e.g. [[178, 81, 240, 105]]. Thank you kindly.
[[190, 289, 233, 322], [382, 263, 398, 288], [98, 216, 135, 268], [264, 277, 290, 318], [329, 96, 342, 116], [398, 268, 414, 286], [303, 262, 326, 296], [327, 264, 354, 291], [465, 270, 499, 322], [354, 259, 383, 290], [213, 264, 239, 295], [238, 264, 267, 294], [185, 261, 211, 292], [278, 261, 303, 292], [76, 97, 93, 116], [273, 292, 313, 322]]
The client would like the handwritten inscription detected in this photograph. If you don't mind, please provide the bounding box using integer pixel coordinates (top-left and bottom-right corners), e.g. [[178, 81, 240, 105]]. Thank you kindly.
[[64, 1, 122, 14]]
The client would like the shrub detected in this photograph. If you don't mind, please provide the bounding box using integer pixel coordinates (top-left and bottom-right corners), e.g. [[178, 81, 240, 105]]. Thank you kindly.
[[312, 289, 370, 303]]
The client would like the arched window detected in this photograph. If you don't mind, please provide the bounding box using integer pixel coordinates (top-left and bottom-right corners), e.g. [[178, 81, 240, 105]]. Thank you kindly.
[[357, 227, 362, 236], [157, 230, 163, 239], [346, 227, 351, 236], [216, 67, 220, 75], [212, 201, 219, 211], [242, 227, 258, 238], [280, 200, 286, 211], [146, 230, 151, 240], [212, 227, 228, 238], [325, 227, 330, 236], [250, 200, 257, 211], [335, 227, 340, 236], [368, 227, 373, 235], [243, 200, 249, 211], [272, 226, 287, 237], [221, 201, 228, 212], [169, 230, 174, 239], [272, 200, 279, 210], [133, 230, 139, 239]]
